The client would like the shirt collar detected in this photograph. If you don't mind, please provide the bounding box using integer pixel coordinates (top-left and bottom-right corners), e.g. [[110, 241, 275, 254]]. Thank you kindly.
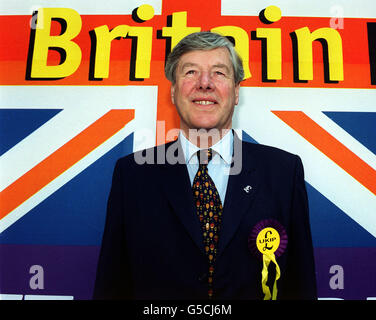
[[179, 130, 233, 165]]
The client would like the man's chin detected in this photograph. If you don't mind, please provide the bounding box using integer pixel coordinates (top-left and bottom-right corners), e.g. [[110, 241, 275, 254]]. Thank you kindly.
[[188, 126, 218, 133]]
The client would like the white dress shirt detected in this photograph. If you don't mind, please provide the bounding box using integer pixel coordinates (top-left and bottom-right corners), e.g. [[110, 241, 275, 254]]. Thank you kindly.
[[179, 130, 233, 205]]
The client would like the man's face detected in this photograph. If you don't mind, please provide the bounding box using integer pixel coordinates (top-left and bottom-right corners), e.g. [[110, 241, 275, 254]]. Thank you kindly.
[[171, 48, 240, 135]]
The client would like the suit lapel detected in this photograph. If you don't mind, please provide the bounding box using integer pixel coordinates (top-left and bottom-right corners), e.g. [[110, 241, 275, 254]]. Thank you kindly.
[[217, 135, 259, 259], [160, 140, 205, 254]]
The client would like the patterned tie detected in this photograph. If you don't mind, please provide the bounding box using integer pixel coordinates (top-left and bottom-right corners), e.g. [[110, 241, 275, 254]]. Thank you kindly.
[[192, 148, 223, 298]]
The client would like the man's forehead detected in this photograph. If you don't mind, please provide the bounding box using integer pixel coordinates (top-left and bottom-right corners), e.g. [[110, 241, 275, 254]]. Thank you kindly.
[[178, 48, 232, 68]]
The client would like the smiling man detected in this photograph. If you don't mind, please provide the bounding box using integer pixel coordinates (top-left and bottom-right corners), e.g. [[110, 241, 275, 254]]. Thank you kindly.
[[170, 47, 239, 140], [93, 32, 317, 300]]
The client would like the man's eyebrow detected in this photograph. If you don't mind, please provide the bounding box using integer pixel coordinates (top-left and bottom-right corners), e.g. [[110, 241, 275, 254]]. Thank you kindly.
[[180, 62, 231, 72], [212, 64, 231, 72], [180, 62, 198, 70]]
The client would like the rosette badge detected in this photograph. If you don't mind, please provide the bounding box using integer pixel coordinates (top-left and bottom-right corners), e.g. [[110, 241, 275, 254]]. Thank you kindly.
[[248, 219, 288, 300]]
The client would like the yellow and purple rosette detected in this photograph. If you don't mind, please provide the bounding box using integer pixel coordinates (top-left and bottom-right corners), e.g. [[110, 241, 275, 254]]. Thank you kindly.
[[248, 219, 288, 300]]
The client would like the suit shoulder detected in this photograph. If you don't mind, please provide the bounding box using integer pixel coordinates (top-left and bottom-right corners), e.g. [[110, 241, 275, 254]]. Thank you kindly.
[[241, 140, 301, 168], [242, 140, 297, 157], [114, 140, 177, 170]]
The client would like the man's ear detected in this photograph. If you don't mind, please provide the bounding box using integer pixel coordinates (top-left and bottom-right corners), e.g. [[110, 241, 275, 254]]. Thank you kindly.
[[171, 85, 175, 105], [234, 83, 240, 105]]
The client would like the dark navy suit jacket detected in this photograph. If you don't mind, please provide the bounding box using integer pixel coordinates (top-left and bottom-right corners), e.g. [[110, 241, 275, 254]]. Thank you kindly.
[[93, 134, 317, 300]]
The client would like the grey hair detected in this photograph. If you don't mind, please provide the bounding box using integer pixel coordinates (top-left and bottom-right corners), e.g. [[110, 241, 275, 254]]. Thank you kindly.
[[165, 31, 244, 85]]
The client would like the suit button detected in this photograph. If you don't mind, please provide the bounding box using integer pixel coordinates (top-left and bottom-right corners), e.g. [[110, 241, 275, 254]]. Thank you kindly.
[[198, 273, 207, 283]]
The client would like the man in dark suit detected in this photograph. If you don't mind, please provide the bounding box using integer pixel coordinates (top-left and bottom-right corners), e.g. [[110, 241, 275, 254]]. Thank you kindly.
[[93, 32, 317, 300]]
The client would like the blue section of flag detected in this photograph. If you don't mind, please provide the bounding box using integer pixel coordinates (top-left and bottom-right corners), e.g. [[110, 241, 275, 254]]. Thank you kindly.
[[324, 112, 376, 155], [241, 130, 259, 144], [0, 109, 62, 156], [307, 182, 376, 247], [0, 133, 134, 246]]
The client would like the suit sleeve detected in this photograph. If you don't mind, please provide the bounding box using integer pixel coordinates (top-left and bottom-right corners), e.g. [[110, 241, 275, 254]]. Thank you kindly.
[[281, 155, 317, 300], [93, 159, 133, 299]]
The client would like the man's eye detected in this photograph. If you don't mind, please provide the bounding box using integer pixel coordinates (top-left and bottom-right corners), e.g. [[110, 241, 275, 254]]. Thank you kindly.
[[215, 71, 225, 76], [186, 70, 196, 75]]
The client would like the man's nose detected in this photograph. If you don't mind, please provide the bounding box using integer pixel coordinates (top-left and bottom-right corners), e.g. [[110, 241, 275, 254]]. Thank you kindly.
[[197, 72, 214, 90]]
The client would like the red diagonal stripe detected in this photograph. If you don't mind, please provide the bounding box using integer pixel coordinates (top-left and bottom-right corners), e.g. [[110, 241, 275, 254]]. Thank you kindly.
[[0, 109, 134, 220], [273, 111, 376, 196]]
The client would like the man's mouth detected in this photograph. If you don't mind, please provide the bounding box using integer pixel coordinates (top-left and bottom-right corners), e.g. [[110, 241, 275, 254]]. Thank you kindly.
[[192, 100, 217, 105]]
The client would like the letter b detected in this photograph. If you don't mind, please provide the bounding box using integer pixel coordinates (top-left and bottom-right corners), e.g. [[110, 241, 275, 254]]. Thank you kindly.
[[29, 8, 82, 78]]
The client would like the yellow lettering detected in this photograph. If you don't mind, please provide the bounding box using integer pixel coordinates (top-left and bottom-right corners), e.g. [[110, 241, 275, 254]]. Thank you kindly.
[[128, 26, 153, 79], [262, 5, 282, 23], [293, 27, 344, 81], [162, 11, 201, 51], [92, 25, 129, 79], [255, 28, 282, 80], [92, 5, 154, 79], [211, 26, 251, 80], [255, 6, 282, 81], [26, 5, 345, 84], [30, 8, 82, 78]]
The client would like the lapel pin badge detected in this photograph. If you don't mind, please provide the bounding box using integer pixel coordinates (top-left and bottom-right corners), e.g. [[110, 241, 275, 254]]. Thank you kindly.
[[243, 185, 252, 193]]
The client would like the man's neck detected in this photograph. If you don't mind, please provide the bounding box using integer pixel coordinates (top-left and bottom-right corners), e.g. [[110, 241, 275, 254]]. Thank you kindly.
[[180, 128, 231, 148]]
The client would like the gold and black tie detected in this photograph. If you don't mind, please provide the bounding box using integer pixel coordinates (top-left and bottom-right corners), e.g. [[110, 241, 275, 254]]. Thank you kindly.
[[192, 149, 223, 298]]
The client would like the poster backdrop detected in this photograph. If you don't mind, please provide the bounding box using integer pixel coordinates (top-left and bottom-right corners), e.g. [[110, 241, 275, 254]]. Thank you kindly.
[[0, 0, 376, 300]]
